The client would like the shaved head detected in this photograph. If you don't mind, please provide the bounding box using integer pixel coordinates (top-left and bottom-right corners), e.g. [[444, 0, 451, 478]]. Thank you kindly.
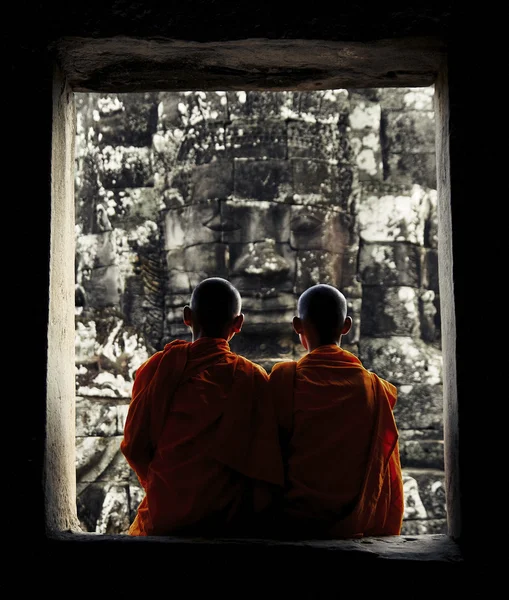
[[189, 277, 242, 337], [297, 284, 348, 344]]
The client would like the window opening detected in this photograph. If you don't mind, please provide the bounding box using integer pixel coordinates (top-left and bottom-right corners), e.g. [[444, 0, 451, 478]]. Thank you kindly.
[[74, 88, 444, 535]]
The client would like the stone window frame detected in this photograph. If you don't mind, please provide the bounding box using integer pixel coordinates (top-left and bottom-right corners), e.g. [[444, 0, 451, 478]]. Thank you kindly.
[[46, 35, 463, 568]]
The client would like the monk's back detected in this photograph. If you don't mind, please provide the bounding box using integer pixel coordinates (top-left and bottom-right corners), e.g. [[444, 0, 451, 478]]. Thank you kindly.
[[148, 350, 247, 532], [122, 337, 283, 536], [271, 283, 404, 538], [284, 345, 377, 521]]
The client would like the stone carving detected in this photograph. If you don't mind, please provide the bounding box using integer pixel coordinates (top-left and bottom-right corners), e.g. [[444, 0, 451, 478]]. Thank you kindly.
[[75, 87, 443, 534]]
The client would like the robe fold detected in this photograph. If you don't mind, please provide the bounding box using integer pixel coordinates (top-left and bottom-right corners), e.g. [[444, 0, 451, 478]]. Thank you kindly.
[[268, 344, 404, 539], [121, 337, 284, 536]]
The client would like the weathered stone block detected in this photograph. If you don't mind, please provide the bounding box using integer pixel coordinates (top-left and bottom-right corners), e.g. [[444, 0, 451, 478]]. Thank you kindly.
[[76, 398, 119, 436], [165, 260, 194, 295], [75, 315, 148, 396], [348, 98, 383, 181], [84, 265, 122, 307], [236, 305, 296, 358], [158, 91, 229, 131], [420, 288, 439, 344], [94, 92, 159, 147], [168, 161, 234, 206], [241, 291, 296, 313], [294, 89, 350, 123], [226, 121, 287, 159], [164, 293, 190, 308], [227, 91, 290, 121], [357, 183, 434, 244], [383, 110, 435, 154], [287, 121, 346, 162], [400, 518, 447, 535], [118, 404, 129, 433], [290, 205, 352, 252], [234, 159, 292, 200], [98, 145, 153, 189], [107, 187, 163, 225], [379, 87, 434, 111], [348, 97, 381, 131], [360, 286, 421, 336], [75, 363, 134, 399], [351, 135, 383, 181], [424, 191, 438, 248], [355, 147, 383, 181], [164, 304, 187, 327], [75, 320, 98, 363], [77, 482, 132, 534], [295, 251, 345, 293], [359, 336, 442, 386], [291, 159, 353, 207], [165, 164, 196, 206], [91, 231, 117, 267], [385, 152, 437, 189], [76, 435, 124, 483], [163, 322, 192, 342], [230, 329, 294, 362], [403, 473, 427, 520], [165, 243, 230, 295], [359, 242, 423, 286], [394, 384, 444, 430], [341, 297, 362, 346], [183, 243, 230, 279], [123, 274, 165, 351], [402, 470, 447, 529], [156, 92, 185, 129], [221, 198, 291, 244], [405, 469, 447, 519], [399, 439, 444, 469], [191, 161, 234, 203], [75, 233, 99, 275], [176, 122, 228, 165], [163, 200, 221, 250]]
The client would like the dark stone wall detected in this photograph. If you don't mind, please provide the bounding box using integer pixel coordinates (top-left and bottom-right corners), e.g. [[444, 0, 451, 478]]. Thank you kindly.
[[15, 2, 501, 591], [74, 87, 444, 534]]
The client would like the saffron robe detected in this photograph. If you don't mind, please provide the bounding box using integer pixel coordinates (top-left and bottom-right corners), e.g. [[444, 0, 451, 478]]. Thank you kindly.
[[268, 344, 404, 539], [121, 337, 284, 536]]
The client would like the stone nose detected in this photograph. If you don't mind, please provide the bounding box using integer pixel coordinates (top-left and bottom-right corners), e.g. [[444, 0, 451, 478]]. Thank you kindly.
[[231, 239, 290, 280]]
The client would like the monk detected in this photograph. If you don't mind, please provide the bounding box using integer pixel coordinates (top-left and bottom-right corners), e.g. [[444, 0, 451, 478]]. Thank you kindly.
[[121, 277, 284, 537], [268, 284, 404, 539]]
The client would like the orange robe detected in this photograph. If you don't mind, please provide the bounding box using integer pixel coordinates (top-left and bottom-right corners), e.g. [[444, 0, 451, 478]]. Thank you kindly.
[[121, 337, 284, 536], [268, 344, 404, 539]]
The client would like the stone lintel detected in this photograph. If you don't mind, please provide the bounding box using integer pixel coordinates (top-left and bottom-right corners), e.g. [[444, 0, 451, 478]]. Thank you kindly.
[[54, 36, 444, 92]]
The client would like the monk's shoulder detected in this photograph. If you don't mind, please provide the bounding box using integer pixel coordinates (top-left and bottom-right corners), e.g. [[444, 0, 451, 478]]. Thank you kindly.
[[134, 350, 163, 379], [134, 340, 189, 380], [234, 355, 269, 381], [163, 339, 191, 352], [370, 371, 398, 402], [269, 360, 297, 378]]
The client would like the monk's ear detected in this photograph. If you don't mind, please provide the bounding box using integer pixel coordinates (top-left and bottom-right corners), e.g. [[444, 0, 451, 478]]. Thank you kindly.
[[232, 313, 244, 333], [341, 315, 353, 335], [183, 305, 193, 327], [292, 316, 303, 335]]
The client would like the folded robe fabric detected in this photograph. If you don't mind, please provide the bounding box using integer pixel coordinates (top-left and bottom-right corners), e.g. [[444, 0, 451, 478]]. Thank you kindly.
[[121, 337, 284, 536], [269, 344, 404, 538]]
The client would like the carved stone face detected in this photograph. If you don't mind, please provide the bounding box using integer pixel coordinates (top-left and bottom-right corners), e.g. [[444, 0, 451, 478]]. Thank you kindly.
[[162, 173, 355, 366], [156, 91, 358, 366]]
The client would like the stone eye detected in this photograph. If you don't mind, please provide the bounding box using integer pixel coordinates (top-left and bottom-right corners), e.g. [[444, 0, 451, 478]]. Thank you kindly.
[[203, 214, 241, 232], [290, 214, 322, 234]]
